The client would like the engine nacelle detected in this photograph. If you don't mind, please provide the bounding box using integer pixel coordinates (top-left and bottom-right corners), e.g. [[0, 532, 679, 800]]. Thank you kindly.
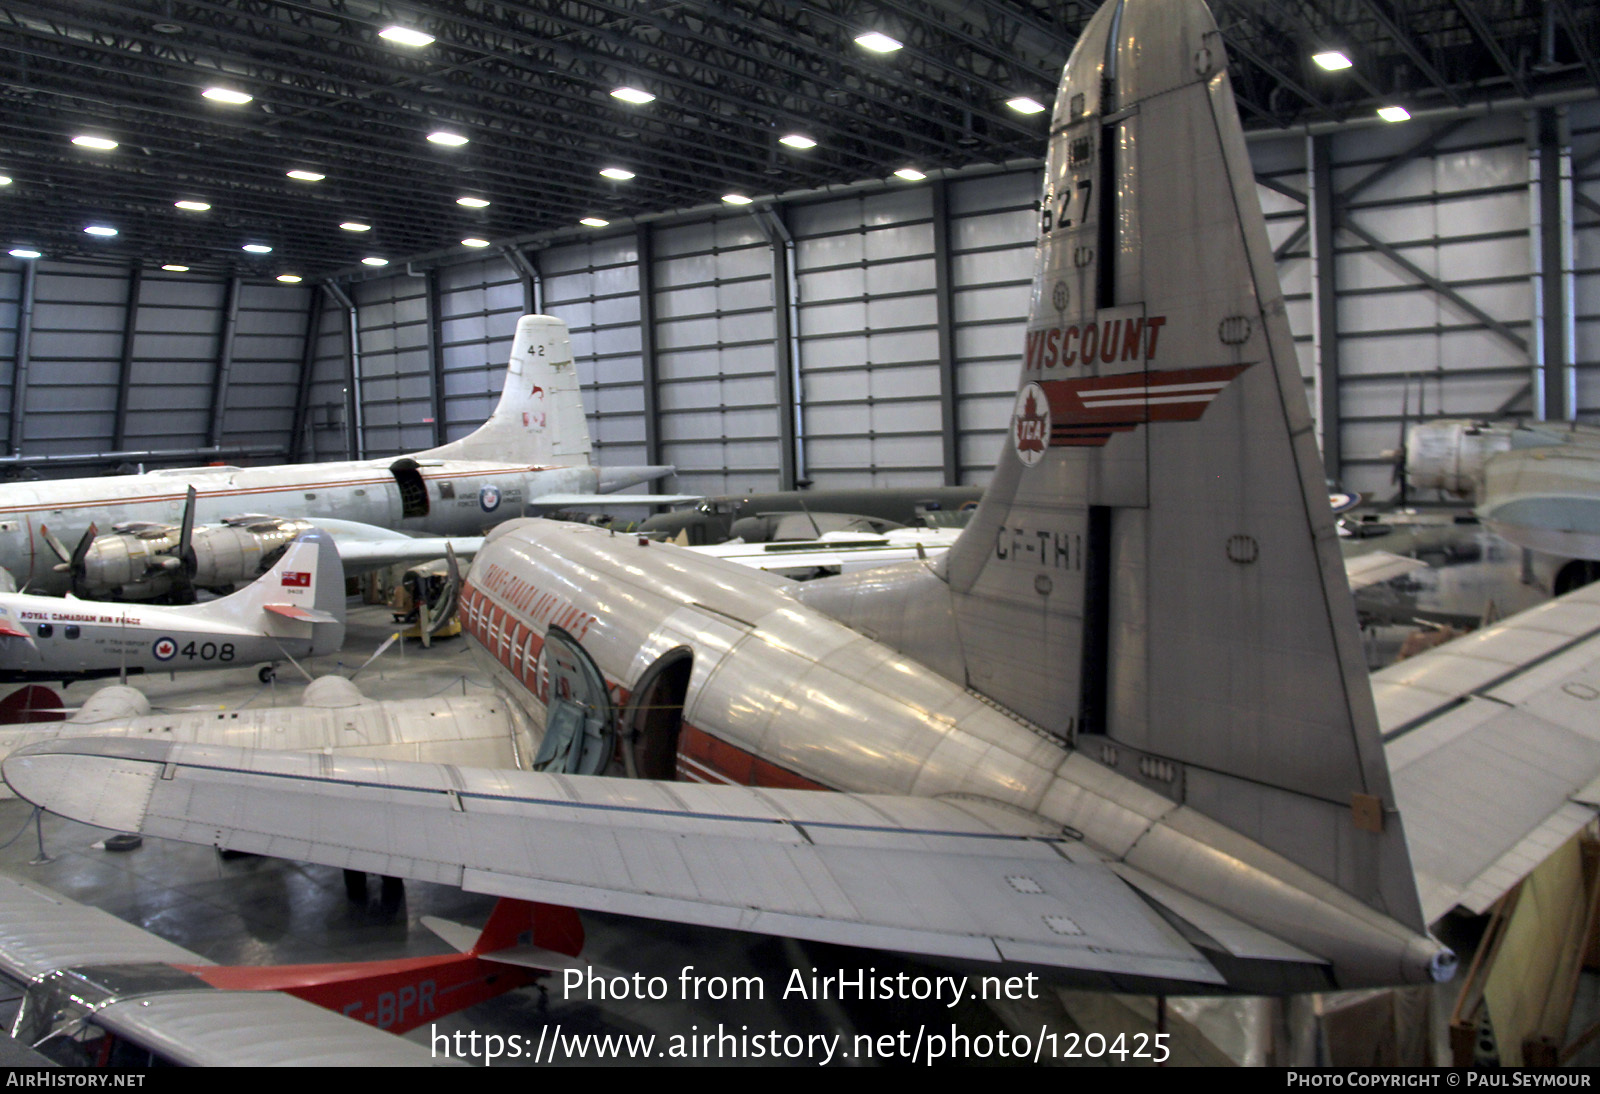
[[78, 516, 313, 599], [1404, 421, 1514, 501]]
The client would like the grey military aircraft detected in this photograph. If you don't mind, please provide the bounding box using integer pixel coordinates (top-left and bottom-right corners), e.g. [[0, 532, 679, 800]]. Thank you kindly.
[[0, 528, 343, 684], [0, 314, 683, 596], [16, 0, 1546, 998]]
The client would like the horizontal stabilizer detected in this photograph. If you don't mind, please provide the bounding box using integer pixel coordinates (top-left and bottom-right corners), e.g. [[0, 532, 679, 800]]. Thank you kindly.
[[264, 603, 340, 624], [420, 916, 589, 974], [1343, 551, 1428, 590]]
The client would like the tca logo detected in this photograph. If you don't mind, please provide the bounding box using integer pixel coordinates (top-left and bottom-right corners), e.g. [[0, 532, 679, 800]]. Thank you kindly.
[[1012, 382, 1050, 467]]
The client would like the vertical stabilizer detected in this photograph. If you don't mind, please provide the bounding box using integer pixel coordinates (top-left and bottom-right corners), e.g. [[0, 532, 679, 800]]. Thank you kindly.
[[414, 315, 593, 467], [198, 528, 346, 654], [937, 0, 1425, 930]]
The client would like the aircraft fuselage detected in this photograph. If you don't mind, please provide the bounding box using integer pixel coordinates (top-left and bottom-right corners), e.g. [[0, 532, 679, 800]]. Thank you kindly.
[[0, 593, 314, 682], [0, 459, 596, 593], [457, 518, 1444, 993]]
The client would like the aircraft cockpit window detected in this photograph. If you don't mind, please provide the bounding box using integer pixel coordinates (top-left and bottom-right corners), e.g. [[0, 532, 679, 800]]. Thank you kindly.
[[35, 623, 51, 638]]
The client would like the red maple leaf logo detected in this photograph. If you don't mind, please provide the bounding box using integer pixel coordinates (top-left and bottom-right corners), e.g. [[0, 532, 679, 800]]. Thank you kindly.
[[1015, 389, 1046, 454]]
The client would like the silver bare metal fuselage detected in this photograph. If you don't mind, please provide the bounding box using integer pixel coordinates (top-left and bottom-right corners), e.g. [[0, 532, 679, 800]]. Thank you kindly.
[[460, 519, 1441, 993]]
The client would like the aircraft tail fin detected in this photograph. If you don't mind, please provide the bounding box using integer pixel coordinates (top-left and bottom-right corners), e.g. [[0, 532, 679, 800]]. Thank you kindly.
[[414, 315, 594, 467], [932, 0, 1426, 933], [198, 528, 346, 654]]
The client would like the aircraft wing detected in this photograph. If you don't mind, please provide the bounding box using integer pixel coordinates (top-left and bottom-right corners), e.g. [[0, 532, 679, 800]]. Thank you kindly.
[[1377, 580, 1600, 923], [306, 518, 485, 569], [0, 739, 1341, 989], [0, 873, 450, 1066], [1342, 550, 1427, 591], [530, 493, 701, 508]]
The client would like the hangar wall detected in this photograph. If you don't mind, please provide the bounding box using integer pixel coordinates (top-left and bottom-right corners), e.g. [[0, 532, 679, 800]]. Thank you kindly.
[[0, 102, 1596, 500]]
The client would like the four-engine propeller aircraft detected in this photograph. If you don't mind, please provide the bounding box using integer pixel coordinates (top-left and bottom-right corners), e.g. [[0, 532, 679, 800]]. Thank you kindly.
[[0, 527, 344, 683], [21, 0, 1578, 999], [0, 314, 685, 596]]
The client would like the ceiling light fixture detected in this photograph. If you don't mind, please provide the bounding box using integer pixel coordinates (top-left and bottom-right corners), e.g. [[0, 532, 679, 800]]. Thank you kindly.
[[427, 130, 469, 146], [780, 134, 817, 149], [1006, 96, 1046, 114], [580, 217, 609, 228], [379, 26, 434, 47], [893, 167, 926, 181], [456, 196, 491, 208], [286, 170, 326, 181], [161, 264, 189, 272], [202, 87, 253, 105], [9, 249, 41, 259], [276, 274, 303, 283], [83, 225, 118, 236], [461, 238, 491, 248], [611, 87, 656, 104], [854, 31, 902, 53], [0, 176, 11, 186], [1312, 50, 1353, 71], [1377, 105, 1411, 122], [71, 135, 117, 151], [722, 193, 753, 205], [600, 167, 635, 180], [362, 257, 389, 266], [174, 200, 210, 211], [339, 222, 372, 232], [243, 243, 272, 254]]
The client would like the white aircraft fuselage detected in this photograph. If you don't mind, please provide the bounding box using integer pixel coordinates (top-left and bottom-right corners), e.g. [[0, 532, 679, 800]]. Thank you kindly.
[[0, 529, 343, 682], [0, 458, 593, 592], [0, 314, 663, 595]]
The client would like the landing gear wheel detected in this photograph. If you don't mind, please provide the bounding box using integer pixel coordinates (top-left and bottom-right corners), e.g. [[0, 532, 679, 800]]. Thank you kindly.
[[258, 665, 276, 684]]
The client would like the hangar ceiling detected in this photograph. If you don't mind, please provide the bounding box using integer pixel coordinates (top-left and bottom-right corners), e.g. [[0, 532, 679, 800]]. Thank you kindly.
[[1, 0, 1596, 280]]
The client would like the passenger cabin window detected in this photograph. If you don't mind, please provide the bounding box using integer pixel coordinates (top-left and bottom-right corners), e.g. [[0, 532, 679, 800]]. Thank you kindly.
[[65, 626, 80, 640], [34, 624, 51, 638]]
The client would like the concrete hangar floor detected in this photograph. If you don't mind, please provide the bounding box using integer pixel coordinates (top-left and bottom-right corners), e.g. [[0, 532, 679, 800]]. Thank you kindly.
[[0, 599, 1060, 1068]]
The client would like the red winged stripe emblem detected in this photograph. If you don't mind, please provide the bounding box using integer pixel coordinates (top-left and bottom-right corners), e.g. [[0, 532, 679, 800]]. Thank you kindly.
[[1026, 364, 1252, 449]]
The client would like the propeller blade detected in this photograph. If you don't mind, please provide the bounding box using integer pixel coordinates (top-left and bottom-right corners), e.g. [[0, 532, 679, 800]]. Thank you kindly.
[[425, 544, 463, 639], [68, 524, 97, 598], [38, 524, 72, 565], [348, 633, 401, 681], [171, 486, 198, 605]]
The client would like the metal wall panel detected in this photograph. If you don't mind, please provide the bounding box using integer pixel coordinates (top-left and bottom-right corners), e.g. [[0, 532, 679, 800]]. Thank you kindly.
[[1571, 102, 1600, 419], [541, 236, 651, 477], [220, 282, 310, 450], [947, 171, 1037, 486], [792, 187, 943, 487], [353, 276, 432, 457], [438, 255, 524, 442], [23, 265, 128, 453], [649, 217, 779, 495], [302, 292, 353, 461]]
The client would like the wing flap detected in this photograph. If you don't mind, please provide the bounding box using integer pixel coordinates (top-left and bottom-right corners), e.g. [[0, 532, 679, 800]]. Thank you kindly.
[[5, 740, 1225, 987]]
